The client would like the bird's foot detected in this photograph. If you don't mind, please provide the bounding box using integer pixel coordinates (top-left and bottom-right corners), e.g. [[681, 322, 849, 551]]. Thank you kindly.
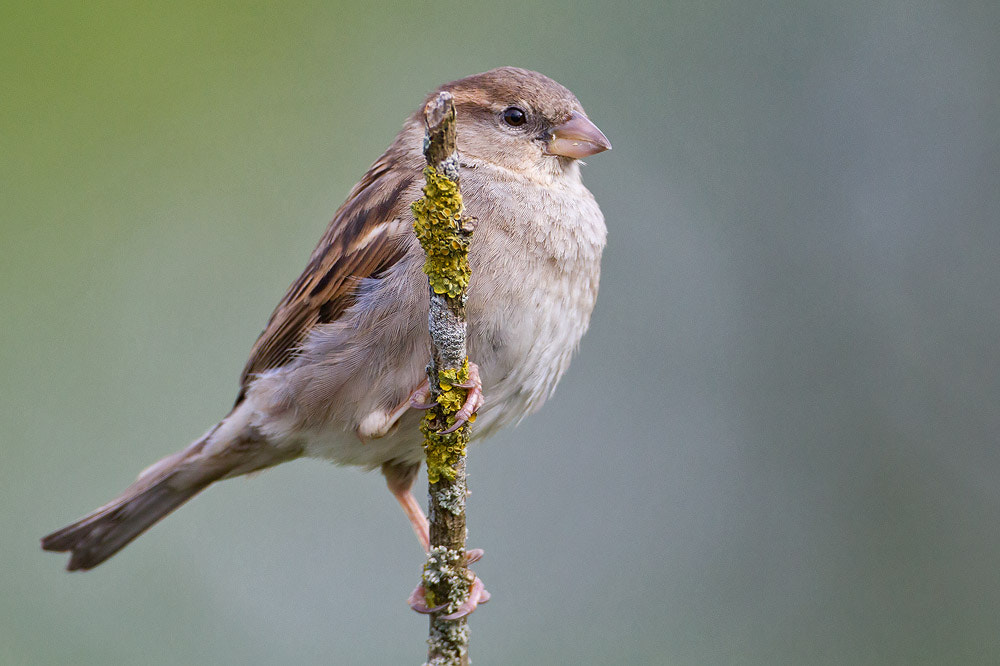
[[439, 362, 484, 434], [408, 548, 490, 619], [408, 364, 485, 433], [408, 380, 436, 410]]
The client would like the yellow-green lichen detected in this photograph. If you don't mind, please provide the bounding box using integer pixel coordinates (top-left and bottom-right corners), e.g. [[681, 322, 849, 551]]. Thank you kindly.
[[421, 417, 465, 484], [435, 361, 473, 415], [421, 360, 473, 484], [411, 166, 472, 299]]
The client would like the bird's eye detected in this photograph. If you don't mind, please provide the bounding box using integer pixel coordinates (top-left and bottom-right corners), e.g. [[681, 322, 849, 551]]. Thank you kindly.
[[502, 106, 527, 127]]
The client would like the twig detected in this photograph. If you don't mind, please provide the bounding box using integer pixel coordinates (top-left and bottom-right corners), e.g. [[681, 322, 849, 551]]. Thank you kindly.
[[411, 91, 477, 666]]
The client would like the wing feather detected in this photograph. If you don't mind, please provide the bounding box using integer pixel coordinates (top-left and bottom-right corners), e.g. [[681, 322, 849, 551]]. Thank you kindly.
[[237, 151, 419, 395]]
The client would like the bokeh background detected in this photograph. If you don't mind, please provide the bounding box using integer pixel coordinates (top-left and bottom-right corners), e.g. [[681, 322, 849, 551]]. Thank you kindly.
[[3, 1, 998, 664]]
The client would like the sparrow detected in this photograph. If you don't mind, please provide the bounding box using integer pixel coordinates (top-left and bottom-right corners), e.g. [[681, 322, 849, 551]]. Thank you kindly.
[[41, 67, 610, 615]]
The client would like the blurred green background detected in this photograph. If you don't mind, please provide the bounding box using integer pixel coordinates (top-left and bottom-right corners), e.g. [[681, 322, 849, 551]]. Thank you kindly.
[[3, 1, 999, 664]]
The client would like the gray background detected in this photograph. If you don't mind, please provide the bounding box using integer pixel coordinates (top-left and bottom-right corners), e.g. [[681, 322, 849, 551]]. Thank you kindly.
[[3, 1, 998, 664]]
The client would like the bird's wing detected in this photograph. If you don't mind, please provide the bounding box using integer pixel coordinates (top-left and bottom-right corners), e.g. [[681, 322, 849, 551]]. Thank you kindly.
[[237, 151, 419, 399]]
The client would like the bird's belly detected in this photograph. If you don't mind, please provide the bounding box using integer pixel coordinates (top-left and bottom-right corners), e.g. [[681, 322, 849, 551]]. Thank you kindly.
[[297, 408, 427, 469], [467, 264, 599, 437]]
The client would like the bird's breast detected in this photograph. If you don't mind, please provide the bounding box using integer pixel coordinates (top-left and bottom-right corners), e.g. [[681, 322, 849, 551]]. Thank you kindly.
[[463, 172, 606, 436]]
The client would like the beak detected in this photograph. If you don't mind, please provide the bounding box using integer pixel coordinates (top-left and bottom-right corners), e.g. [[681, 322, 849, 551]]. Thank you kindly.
[[544, 111, 612, 159]]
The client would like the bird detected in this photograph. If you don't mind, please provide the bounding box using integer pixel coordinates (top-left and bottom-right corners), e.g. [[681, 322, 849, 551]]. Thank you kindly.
[[41, 66, 610, 616]]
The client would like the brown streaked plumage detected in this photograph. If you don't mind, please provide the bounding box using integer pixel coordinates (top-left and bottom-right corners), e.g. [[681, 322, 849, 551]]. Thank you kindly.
[[42, 67, 610, 614], [239, 152, 419, 391]]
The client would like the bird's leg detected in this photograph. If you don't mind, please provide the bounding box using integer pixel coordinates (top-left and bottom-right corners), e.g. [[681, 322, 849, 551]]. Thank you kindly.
[[382, 462, 489, 618], [383, 462, 430, 551]]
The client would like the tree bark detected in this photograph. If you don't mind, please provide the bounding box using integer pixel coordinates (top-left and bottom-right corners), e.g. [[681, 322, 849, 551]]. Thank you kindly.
[[411, 91, 477, 666]]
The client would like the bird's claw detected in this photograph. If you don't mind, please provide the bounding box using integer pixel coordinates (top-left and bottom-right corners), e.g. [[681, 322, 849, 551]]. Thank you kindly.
[[408, 381, 437, 410], [437, 363, 484, 434], [439, 577, 490, 619], [408, 547, 490, 618], [408, 576, 490, 619], [407, 584, 447, 614]]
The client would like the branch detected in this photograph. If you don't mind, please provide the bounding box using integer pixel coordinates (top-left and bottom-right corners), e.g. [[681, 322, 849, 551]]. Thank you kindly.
[[411, 92, 477, 666]]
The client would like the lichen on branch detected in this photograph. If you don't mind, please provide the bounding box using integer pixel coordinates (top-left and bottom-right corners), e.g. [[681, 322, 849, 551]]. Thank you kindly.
[[413, 90, 476, 666], [420, 546, 473, 612], [420, 361, 472, 484], [411, 167, 473, 299]]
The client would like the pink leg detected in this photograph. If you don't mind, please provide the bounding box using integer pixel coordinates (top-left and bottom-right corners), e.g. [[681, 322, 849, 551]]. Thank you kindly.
[[383, 463, 429, 552], [383, 463, 489, 618]]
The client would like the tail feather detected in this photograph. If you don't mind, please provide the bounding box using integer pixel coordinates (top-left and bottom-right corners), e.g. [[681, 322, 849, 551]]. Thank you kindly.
[[42, 403, 299, 571], [40, 471, 217, 571], [40, 427, 228, 571]]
